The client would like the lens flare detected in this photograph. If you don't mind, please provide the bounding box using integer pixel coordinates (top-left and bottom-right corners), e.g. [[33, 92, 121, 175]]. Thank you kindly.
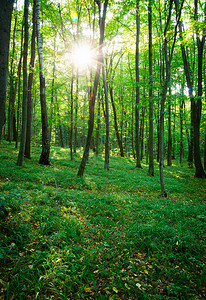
[[71, 44, 93, 69], [71, 11, 78, 23]]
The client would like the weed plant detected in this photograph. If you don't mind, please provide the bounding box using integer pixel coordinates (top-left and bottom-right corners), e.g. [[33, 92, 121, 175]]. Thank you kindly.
[[0, 141, 205, 299]]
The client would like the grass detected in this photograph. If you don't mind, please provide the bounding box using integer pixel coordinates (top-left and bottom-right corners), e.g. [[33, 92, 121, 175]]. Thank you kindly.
[[0, 141, 205, 299]]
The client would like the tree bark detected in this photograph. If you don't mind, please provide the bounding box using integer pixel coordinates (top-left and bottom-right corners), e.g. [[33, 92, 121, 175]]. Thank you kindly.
[[148, 0, 154, 175], [17, 0, 29, 166], [95, 87, 101, 157], [8, 10, 17, 143], [25, 0, 36, 159], [172, 98, 176, 159], [179, 92, 184, 166], [109, 87, 124, 157], [77, 0, 109, 177], [135, 0, 142, 168], [102, 62, 110, 170], [70, 72, 74, 160], [15, 24, 24, 149], [74, 74, 78, 153], [0, 0, 13, 141], [159, 0, 184, 196], [193, 0, 205, 178], [167, 88, 172, 166], [36, 0, 50, 165], [56, 98, 64, 148]]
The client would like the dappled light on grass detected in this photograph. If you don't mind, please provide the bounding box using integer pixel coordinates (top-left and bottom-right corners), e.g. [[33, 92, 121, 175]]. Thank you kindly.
[[0, 142, 206, 299]]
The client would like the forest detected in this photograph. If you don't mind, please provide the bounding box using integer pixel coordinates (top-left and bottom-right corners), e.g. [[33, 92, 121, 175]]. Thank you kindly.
[[0, 0, 206, 299]]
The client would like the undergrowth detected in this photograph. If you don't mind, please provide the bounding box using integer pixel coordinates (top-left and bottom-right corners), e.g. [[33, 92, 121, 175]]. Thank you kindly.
[[0, 141, 205, 299]]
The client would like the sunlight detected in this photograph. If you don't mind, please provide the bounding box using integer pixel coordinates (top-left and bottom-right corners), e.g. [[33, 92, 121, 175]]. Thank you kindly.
[[71, 44, 93, 70]]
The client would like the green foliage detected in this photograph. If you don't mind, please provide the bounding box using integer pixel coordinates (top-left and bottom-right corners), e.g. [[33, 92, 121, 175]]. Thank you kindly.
[[0, 142, 206, 299]]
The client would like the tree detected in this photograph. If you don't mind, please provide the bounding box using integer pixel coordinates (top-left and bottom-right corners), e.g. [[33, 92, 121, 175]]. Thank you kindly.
[[148, 0, 154, 176], [107, 52, 125, 158], [8, 8, 17, 143], [77, 0, 109, 177], [159, 0, 184, 197], [102, 59, 110, 170], [17, 0, 29, 166], [36, 0, 50, 165], [135, 0, 142, 169], [0, 0, 13, 141], [192, 0, 206, 178], [25, 0, 36, 159]]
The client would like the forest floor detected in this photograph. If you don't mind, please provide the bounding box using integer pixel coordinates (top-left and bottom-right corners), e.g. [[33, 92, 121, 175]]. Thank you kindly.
[[0, 141, 206, 300]]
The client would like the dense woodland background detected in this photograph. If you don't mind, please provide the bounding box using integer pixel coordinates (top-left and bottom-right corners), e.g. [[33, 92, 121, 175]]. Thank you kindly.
[[0, 1, 206, 299], [1, 0, 206, 189]]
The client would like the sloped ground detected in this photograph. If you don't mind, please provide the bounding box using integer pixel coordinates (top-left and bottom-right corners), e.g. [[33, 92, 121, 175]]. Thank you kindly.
[[0, 142, 205, 299]]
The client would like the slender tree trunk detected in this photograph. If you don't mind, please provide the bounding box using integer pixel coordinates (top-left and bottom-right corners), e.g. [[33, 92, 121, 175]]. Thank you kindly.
[[140, 107, 145, 160], [180, 92, 184, 166], [96, 87, 101, 157], [102, 62, 109, 170], [17, 0, 29, 166], [127, 54, 135, 159], [56, 98, 64, 148], [204, 51, 206, 171], [109, 87, 124, 157], [15, 23, 24, 149], [174, 0, 194, 167], [172, 98, 176, 159], [0, 0, 13, 141], [8, 10, 17, 143], [49, 34, 57, 141], [70, 72, 74, 161], [77, 0, 109, 177], [193, 0, 205, 178], [148, 0, 154, 175], [36, 0, 50, 165], [74, 74, 78, 153], [157, 113, 160, 162], [135, 0, 142, 168], [159, 0, 184, 196], [167, 88, 172, 166], [25, 0, 36, 159], [131, 90, 135, 159]]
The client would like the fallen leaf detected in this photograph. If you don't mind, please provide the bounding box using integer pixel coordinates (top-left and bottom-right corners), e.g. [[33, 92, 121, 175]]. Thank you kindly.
[[84, 287, 92, 293], [136, 283, 141, 289]]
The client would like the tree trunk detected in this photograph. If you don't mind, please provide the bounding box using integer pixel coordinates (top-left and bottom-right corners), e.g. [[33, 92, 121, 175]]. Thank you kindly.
[[159, 0, 184, 196], [172, 98, 176, 159], [96, 87, 101, 157], [140, 107, 145, 160], [77, 0, 109, 177], [0, 0, 13, 141], [74, 74, 78, 153], [135, 0, 142, 168], [17, 0, 29, 166], [36, 0, 50, 165], [56, 98, 64, 148], [167, 89, 172, 166], [8, 10, 17, 143], [70, 72, 74, 160], [179, 93, 184, 166], [49, 35, 56, 141], [15, 24, 24, 149], [193, 0, 205, 178], [109, 87, 124, 157], [204, 52, 206, 171], [148, 0, 154, 175], [102, 62, 109, 170], [25, 0, 36, 159]]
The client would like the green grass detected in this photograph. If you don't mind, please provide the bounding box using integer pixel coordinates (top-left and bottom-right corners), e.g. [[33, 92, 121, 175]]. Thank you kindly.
[[0, 141, 205, 299]]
